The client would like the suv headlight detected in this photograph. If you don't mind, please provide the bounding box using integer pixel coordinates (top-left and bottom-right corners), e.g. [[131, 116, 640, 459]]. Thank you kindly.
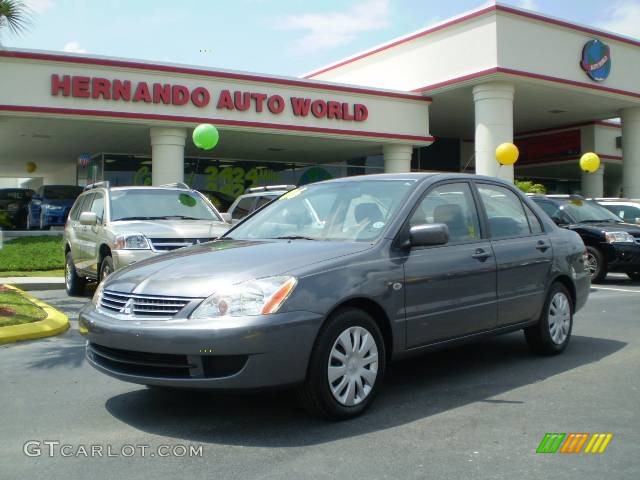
[[605, 231, 635, 243], [190, 276, 297, 319], [114, 234, 150, 250]]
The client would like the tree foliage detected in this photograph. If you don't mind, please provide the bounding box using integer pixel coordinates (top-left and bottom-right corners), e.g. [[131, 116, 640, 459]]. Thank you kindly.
[[515, 180, 547, 194]]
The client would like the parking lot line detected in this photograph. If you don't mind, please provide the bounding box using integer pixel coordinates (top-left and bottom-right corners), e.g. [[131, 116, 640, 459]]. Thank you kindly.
[[594, 286, 640, 294]]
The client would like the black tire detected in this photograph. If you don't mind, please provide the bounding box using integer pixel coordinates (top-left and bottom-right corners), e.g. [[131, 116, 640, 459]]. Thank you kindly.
[[585, 246, 607, 283], [627, 272, 640, 282], [65, 252, 86, 296], [524, 283, 573, 355], [99, 255, 115, 282], [298, 308, 386, 420]]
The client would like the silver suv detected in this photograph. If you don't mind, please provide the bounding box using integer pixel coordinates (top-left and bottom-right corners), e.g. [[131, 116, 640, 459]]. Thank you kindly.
[[221, 185, 296, 224], [63, 182, 229, 295]]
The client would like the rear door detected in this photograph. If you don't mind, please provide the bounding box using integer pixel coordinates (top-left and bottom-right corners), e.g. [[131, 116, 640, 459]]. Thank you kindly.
[[403, 181, 498, 347], [83, 192, 105, 276], [475, 182, 553, 327], [71, 193, 94, 271]]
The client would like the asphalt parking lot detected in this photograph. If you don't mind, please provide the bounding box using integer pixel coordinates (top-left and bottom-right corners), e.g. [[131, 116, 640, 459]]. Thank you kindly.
[[1, 276, 639, 479]]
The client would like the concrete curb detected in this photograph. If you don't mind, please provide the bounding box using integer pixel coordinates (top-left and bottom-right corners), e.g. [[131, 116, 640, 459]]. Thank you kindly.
[[0, 277, 65, 291], [0, 285, 70, 345]]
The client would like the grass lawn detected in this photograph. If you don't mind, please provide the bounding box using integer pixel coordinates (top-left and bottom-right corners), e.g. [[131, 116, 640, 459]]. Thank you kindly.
[[0, 285, 47, 327], [0, 236, 64, 272]]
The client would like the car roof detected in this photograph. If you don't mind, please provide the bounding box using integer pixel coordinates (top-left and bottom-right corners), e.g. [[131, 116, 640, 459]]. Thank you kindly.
[[316, 172, 515, 186]]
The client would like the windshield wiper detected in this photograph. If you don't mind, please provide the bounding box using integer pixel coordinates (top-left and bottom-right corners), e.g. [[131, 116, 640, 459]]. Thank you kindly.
[[115, 216, 158, 221], [274, 235, 317, 240], [581, 219, 616, 223]]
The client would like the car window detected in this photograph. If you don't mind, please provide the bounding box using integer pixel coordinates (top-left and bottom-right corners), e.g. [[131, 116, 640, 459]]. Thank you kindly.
[[523, 203, 543, 234], [69, 194, 87, 221], [618, 205, 640, 221], [90, 193, 104, 224], [229, 180, 414, 242], [477, 184, 531, 239], [109, 189, 220, 221], [255, 195, 277, 210], [232, 197, 255, 219], [410, 182, 480, 244], [77, 193, 94, 217], [43, 186, 84, 199]]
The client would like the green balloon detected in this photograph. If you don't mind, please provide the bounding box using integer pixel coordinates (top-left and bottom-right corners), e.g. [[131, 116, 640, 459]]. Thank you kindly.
[[192, 123, 219, 150]]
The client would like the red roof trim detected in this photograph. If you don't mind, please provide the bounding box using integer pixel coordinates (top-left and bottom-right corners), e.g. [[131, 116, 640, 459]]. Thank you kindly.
[[0, 50, 431, 103], [0, 104, 434, 143]]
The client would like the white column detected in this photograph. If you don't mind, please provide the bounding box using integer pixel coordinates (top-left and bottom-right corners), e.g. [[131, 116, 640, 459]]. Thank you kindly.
[[472, 82, 515, 182], [622, 107, 640, 198], [150, 127, 187, 186], [383, 144, 413, 173], [581, 164, 604, 198]]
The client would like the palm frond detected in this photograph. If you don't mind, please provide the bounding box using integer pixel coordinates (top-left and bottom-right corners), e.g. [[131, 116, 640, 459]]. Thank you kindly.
[[0, 0, 33, 35]]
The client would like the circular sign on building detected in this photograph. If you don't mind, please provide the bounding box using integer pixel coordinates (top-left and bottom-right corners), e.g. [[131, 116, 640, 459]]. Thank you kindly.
[[580, 39, 611, 82]]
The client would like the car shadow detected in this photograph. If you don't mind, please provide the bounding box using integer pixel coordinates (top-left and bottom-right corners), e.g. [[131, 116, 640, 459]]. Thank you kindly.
[[26, 335, 86, 369], [104, 333, 624, 447]]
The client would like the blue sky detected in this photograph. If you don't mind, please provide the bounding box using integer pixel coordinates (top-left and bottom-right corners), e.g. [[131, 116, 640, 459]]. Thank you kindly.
[[3, 0, 640, 77]]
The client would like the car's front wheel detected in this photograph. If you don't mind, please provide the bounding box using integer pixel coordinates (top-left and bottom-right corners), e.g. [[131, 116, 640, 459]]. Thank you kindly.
[[299, 308, 386, 420], [65, 252, 86, 296], [585, 246, 607, 283], [524, 283, 573, 355], [99, 255, 114, 282]]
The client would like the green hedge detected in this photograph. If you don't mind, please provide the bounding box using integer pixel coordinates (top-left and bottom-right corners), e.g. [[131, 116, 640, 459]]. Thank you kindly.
[[0, 236, 64, 272]]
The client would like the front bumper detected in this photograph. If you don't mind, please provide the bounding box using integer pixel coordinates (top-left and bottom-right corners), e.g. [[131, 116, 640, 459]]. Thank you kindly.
[[112, 249, 162, 270], [605, 243, 640, 272], [79, 303, 324, 389]]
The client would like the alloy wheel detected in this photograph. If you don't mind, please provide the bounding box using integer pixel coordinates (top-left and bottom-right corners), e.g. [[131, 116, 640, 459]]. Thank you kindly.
[[585, 252, 598, 277], [548, 292, 571, 345], [327, 326, 379, 406]]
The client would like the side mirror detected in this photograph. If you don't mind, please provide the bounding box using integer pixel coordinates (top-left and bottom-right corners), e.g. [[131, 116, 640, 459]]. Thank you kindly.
[[408, 223, 449, 247], [79, 211, 97, 226], [220, 212, 232, 223], [551, 216, 568, 226]]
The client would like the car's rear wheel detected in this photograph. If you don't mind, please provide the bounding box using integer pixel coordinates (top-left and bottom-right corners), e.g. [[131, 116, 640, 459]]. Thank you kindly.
[[585, 246, 607, 283], [99, 255, 114, 282], [298, 308, 386, 420], [627, 271, 640, 282], [65, 252, 86, 296], [524, 283, 573, 355]]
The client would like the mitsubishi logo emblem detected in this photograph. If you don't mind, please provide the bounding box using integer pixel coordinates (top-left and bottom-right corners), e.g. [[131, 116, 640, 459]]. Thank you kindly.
[[120, 298, 134, 315]]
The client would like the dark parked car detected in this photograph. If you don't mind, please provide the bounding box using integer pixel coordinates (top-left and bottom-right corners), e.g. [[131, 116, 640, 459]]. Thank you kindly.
[[27, 185, 84, 230], [80, 174, 589, 420], [530, 194, 640, 282], [0, 188, 34, 230]]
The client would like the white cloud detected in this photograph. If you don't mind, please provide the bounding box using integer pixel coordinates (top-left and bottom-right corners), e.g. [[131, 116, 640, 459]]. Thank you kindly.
[[518, 0, 540, 11], [63, 41, 86, 53], [278, 0, 390, 53], [24, 0, 56, 13], [600, 1, 640, 39]]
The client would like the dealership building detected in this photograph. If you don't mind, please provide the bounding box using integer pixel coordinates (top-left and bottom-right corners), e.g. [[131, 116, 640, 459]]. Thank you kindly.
[[1, 3, 640, 198]]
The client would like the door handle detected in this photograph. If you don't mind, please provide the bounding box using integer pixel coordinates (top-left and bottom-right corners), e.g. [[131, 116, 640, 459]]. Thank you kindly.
[[536, 240, 550, 252], [472, 249, 491, 261]]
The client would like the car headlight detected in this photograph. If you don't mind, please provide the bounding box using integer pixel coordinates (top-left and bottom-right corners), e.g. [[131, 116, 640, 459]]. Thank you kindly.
[[190, 276, 297, 319], [92, 281, 105, 306], [114, 234, 150, 250], [605, 231, 635, 243]]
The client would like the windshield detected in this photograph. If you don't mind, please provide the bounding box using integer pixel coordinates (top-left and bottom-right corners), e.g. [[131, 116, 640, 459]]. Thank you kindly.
[[110, 189, 221, 221], [0, 189, 32, 201], [558, 198, 622, 223], [227, 180, 415, 242], [42, 186, 83, 200]]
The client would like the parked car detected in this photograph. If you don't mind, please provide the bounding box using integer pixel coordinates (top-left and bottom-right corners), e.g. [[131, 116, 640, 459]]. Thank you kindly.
[[80, 173, 589, 420], [594, 198, 640, 225], [0, 188, 34, 230], [63, 182, 229, 295], [221, 185, 296, 223], [530, 194, 640, 282], [27, 185, 84, 230], [197, 189, 236, 213]]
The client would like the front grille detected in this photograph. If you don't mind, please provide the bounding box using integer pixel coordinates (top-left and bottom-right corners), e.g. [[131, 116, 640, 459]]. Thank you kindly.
[[149, 237, 216, 251], [87, 343, 248, 379], [100, 290, 193, 317]]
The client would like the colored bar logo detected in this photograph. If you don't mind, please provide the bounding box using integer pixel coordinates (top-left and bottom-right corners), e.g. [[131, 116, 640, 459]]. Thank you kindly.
[[536, 433, 613, 454]]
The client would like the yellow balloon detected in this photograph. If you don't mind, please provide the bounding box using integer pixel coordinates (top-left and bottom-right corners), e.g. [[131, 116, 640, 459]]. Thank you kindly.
[[580, 152, 600, 173], [26, 161, 37, 173], [495, 143, 519, 166]]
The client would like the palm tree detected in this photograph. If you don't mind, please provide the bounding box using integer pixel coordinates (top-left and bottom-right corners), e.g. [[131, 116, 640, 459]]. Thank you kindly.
[[0, 0, 31, 40]]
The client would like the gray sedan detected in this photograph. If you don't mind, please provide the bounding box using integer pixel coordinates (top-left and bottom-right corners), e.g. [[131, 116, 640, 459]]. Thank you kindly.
[[79, 173, 590, 420]]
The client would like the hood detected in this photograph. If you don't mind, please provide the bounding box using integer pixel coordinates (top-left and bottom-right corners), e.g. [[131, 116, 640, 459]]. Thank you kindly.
[[111, 219, 229, 239], [104, 239, 371, 297], [573, 221, 640, 236]]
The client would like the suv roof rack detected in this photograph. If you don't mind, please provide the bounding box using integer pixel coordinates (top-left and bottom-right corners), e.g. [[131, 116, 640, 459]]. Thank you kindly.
[[159, 182, 191, 190], [84, 181, 110, 191], [245, 185, 296, 194]]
